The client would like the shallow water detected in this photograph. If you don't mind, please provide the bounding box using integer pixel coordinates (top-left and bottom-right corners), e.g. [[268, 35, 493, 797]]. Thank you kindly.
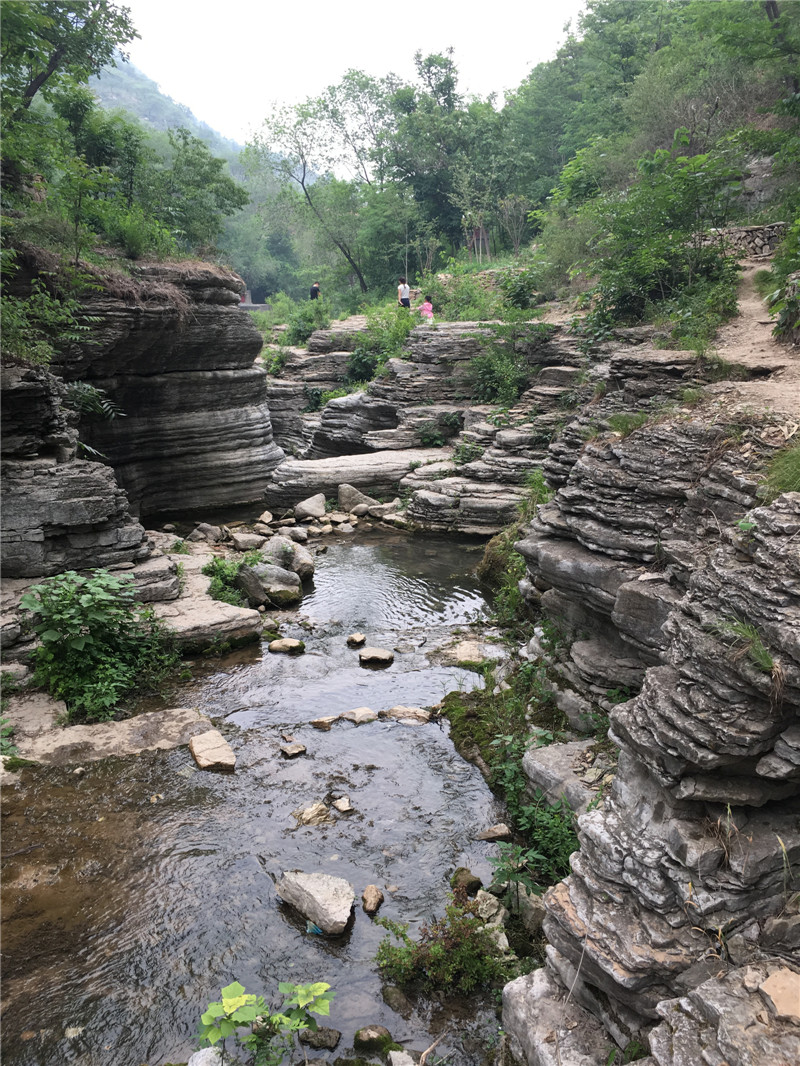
[[1, 533, 506, 1066]]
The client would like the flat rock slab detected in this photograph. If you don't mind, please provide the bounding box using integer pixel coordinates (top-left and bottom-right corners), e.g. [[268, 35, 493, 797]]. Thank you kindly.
[[359, 647, 394, 666], [152, 554, 262, 650], [189, 729, 236, 771], [522, 738, 599, 814], [16, 706, 211, 767], [281, 742, 307, 758], [379, 705, 431, 724], [311, 715, 339, 730], [275, 871, 355, 934], [340, 706, 378, 724], [476, 822, 512, 841]]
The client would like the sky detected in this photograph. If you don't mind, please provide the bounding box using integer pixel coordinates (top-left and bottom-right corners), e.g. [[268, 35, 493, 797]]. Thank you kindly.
[[122, 0, 588, 144]]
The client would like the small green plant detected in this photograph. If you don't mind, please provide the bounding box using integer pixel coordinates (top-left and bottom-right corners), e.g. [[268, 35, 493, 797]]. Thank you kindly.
[[198, 979, 334, 1066], [762, 442, 800, 502], [453, 441, 485, 465], [263, 346, 290, 376], [171, 539, 191, 555], [606, 412, 649, 438], [375, 888, 513, 994], [711, 615, 774, 673], [0, 717, 18, 757], [680, 387, 704, 406], [20, 570, 179, 722], [416, 420, 446, 447], [202, 551, 263, 607], [284, 298, 332, 346]]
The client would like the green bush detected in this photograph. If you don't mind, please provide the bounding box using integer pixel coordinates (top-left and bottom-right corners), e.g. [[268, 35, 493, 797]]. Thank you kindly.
[[417, 260, 504, 321], [202, 550, 263, 606], [20, 570, 178, 722], [375, 889, 513, 994], [606, 412, 650, 437], [345, 304, 418, 385], [284, 298, 332, 345]]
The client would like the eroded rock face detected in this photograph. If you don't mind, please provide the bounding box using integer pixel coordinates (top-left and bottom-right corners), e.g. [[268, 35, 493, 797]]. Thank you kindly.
[[506, 393, 800, 1062], [1, 365, 150, 577], [49, 263, 284, 516]]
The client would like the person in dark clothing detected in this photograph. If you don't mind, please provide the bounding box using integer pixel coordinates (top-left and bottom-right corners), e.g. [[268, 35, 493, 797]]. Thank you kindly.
[[310, 282, 321, 300]]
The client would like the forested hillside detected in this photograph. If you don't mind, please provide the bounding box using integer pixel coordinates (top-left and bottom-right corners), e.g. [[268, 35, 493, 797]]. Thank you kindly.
[[2, 0, 798, 359]]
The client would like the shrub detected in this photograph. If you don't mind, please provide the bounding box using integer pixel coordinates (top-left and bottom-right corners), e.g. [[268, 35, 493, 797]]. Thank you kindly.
[[416, 261, 504, 321], [345, 305, 417, 384], [202, 552, 262, 607], [20, 570, 178, 722], [453, 441, 485, 465], [284, 298, 331, 345], [375, 888, 513, 994]]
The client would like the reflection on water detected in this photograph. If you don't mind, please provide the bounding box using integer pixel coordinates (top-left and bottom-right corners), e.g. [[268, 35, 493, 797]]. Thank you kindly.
[[1, 534, 505, 1066]]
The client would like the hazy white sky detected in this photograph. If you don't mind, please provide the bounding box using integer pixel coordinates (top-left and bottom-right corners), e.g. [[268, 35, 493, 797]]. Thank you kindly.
[[122, 0, 588, 144]]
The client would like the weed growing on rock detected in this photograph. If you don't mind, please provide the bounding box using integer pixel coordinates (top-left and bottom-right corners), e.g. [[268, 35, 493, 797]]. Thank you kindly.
[[762, 442, 800, 501], [375, 888, 513, 994], [20, 570, 179, 722], [453, 441, 485, 465], [0, 717, 18, 757], [710, 615, 774, 673], [202, 550, 263, 607], [606, 412, 650, 437]]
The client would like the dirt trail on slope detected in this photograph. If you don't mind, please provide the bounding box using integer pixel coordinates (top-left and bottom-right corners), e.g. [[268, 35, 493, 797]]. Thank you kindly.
[[708, 259, 800, 420]]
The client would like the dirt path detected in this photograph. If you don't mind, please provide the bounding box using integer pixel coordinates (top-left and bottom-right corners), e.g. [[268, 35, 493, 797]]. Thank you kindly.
[[708, 259, 800, 420]]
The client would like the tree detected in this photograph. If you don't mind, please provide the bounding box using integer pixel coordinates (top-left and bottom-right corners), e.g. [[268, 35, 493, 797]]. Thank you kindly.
[[1, 1, 137, 122]]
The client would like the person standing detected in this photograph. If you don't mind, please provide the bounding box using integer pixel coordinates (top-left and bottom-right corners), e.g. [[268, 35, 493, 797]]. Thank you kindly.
[[397, 277, 411, 308], [309, 281, 321, 300]]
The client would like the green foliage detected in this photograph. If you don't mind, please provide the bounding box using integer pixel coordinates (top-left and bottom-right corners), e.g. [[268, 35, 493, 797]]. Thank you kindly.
[[198, 979, 334, 1066], [416, 262, 503, 321], [64, 381, 125, 420], [711, 615, 774, 673], [582, 139, 741, 327], [346, 305, 418, 384], [452, 441, 485, 465], [284, 298, 332, 346], [1, 717, 19, 758], [763, 442, 800, 501], [766, 219, 800, 340], [0, 251, 99, 366], [20, 569, 178, 722], [375, 889, 512, 994], [202, 552, 262, 608], [496, 265, 542, 309], [606, 412, 650, 437], [170, 539, 191, 555]]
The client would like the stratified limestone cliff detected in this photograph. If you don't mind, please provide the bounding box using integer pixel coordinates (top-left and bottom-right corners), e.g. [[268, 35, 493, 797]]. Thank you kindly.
[[505, 395, 800, 1064], [46, 261, 284, 516], [1, 365, 150, 577]]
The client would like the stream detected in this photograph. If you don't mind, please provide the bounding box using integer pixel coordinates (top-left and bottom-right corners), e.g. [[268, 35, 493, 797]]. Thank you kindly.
[[1, 533, 509, 1066]]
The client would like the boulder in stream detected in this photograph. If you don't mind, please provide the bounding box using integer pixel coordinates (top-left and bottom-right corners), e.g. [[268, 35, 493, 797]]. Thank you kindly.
[[359, 646, 394, 666], [236, 563, 302, 606], [346, 632, 367, 647], [189, 729, 236, 771], [295, 493, 327, 520], [362, 884, 385, 914], [275, 871, 355, 934], [268, 637, 305, 654]]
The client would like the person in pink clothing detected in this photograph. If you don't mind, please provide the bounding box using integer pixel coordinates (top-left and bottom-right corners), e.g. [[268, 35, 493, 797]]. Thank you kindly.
[[418, 296, 434, 322]]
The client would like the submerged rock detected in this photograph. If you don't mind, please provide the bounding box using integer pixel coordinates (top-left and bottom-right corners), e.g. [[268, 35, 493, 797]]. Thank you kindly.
[[362, 885, 384, 914], [275, 871, 355, 934]]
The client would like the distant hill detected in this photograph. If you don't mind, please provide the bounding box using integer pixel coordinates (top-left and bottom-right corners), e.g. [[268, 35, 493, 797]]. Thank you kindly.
[[89, 59, 243, 162]]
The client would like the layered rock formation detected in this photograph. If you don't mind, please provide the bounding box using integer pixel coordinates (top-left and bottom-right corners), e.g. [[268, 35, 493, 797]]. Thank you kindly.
[[1, 364, 149, 577], [46, 261, 284, 516], [505, 381, 800, 1063]]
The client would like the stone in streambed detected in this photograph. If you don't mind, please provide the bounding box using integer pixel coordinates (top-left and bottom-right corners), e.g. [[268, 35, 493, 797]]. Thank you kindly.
[[362, 884, 384, 914], [354, 1025, 394, 1053], [268, 637, 305, 654], [379, 705, 430, 724], [359, 646, 394, 666], [275, 871, 355, 934], [346, 632, 366, 647], [299, 1027, 341, 1050], [293, 802, 331, 826], [311, 715, 339, 730], [295, 493, 327, 520], [340, 706, 377, 724], [281, 742, 307, 758], [237, 563, 301, 606], [476, 822, 512, 841], [189, 729, 236, 771]]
